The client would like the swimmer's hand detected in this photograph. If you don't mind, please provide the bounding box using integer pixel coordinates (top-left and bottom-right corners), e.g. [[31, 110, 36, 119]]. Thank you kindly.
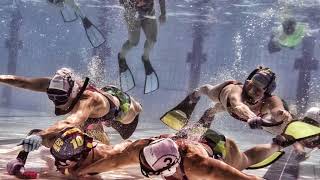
[[57, 160, 79, 176], [17, 135, 42, 152], [268, 35, 281, 54], [247, 116, 263, 129], [274, 110, 291, 123], [188, 90, 200, 104], [273, 134, 296, 147], [295, 151, 309, 161]]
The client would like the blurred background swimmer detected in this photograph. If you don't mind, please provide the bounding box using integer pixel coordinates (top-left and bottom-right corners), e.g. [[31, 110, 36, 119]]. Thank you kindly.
[[268, 17, 319, 53], [118, 0, 166, 94]]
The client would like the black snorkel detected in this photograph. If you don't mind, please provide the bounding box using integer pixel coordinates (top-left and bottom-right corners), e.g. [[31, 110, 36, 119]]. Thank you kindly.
[[55, 77, 90, 115]]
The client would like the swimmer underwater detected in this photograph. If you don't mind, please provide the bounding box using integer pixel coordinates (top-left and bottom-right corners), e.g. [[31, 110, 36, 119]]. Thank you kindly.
[[0, 68, 142, 148]]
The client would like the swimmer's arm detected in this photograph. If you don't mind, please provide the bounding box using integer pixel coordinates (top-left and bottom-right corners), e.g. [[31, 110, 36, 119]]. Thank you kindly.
[[0, 75, 50, 92], [293, 142, 305, 154], [228, 86, 256, 121], [267, 96, 292, 123], [192, 81, 236, 101], [39, 99, 94, 147], [271, 26, 281, 40], [159, 0, 166, 15], [193, 84, 216, 98], [185, 154, 262, 180], [78, 140, 146, 175]]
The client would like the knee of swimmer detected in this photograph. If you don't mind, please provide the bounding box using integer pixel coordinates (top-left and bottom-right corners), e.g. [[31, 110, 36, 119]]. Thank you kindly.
[[129, 39, 139, 46], [130, 98, 142, 112], [135, 102, 142, 112], [148, 38, 157, 44]]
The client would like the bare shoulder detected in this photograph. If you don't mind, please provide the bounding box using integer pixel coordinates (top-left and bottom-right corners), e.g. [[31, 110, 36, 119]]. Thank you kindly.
[[184, 153, 219, 178], [227, 83, 243, 96], [82, 90, 101, 105], [129, 139, 150, 150], [69, 92, 96, 114], [265, 95, 283, 105]]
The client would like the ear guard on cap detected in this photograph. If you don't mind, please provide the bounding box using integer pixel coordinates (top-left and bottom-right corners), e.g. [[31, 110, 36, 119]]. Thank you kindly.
[[139, 138, 181, 178]]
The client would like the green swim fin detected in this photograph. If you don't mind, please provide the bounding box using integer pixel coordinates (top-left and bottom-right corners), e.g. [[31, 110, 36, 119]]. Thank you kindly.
[[160, 95, 200, 130], [142, 57, 159, 94], [247, 151, 285, 169], [203, 129, 227, 159], [118, 54, 135, 92]]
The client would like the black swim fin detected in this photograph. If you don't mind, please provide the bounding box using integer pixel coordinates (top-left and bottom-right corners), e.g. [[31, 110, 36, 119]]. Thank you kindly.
[[66, 0, 105, 48], [110, 115, 139, 139], [81, 16, 106, 48], [118, 54, 135, 92], [60, 5, 78, 22], [142, 57, 159, 94], [160, 95, 200, 130]]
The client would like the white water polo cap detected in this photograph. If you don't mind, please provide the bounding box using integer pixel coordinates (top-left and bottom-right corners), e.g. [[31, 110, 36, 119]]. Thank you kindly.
[[47, 68, 79, 106], [305, 107, 320, 123], [143, 138, 181, 177]]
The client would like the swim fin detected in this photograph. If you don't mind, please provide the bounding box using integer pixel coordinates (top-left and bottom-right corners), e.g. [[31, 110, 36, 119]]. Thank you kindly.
[[203, 129, 227, 159], [142, 57, 159, 94], [160, 95, 200, 130], [273, 120, 320, 147], [118, 54, 135, 92], [66, 0, 105, 48], [60, 4, 78, 22], [283, 120, 320, 140], [110, 115, 139, 139], [81, 16, 106, 48], [247, 150, 285, 169]]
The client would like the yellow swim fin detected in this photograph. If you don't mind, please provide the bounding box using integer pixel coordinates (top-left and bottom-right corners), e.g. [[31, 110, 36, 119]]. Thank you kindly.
[[284, 120, 320, 140], [161, 110, 188, 131], [247, 151, 285, 169], [160, 95, 200, 131]]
